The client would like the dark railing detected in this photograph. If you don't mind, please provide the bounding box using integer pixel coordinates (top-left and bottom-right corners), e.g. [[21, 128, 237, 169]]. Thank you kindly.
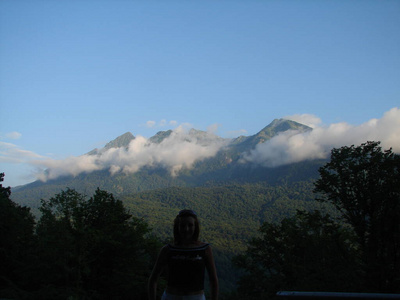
[[277, 291, 400, 299]]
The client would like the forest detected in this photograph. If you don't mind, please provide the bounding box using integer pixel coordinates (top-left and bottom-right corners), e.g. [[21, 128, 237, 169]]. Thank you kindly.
[[1, 142, 399, 299]]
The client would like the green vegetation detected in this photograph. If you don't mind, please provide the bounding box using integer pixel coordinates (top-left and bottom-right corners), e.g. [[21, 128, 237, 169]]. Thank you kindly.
[[233, 210, 361, 299], [1, 176, 160, 299], [3, 140, 399, 299], [120, 181, 333, 293], [233, 141, 400, 299], [314, 141, 400, 293]]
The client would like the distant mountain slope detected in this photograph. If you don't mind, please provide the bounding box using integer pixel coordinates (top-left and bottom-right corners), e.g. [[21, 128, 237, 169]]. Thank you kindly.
[[11, 119, 319, 210]]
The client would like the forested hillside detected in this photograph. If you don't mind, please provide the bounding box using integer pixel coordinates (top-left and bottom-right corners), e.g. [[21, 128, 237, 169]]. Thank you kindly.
[[120, 181, 337, 292]]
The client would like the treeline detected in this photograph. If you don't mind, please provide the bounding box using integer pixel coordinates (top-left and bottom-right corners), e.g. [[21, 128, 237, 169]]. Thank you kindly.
[[11, 158, 325, 218], [1, 176, 161, 300]]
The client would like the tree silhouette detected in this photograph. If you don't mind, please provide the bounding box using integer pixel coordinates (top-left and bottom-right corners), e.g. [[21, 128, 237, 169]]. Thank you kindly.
[[314, 141, 400, 292], [0, 173, 36, 299], [233, 210, 361, 299], [36, 187, 160, 299]]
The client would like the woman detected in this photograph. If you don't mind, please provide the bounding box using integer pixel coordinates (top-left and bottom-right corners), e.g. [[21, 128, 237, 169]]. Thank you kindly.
[[148, 210, 219, 300]]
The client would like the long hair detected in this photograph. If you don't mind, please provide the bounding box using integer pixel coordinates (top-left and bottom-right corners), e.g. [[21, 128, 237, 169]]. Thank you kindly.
[[173, 210, 200, 245]]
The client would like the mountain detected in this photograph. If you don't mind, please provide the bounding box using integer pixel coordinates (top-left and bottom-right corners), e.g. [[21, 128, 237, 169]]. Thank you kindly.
[[87, 132, 135, 155], [11, 119, 319, 207], [231, 118, 311, 152], [8, 118, 329, 293], [148, 130, 173, 144]]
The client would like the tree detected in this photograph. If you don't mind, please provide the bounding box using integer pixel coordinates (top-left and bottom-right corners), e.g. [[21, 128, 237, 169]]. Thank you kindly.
[[35, 188, 160, 299], [233, 210, 361, 300], [0, 173, 36, 299], [314, 141, 400, 292]]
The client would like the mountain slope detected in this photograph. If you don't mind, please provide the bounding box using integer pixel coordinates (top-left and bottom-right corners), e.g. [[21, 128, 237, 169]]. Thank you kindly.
[[11, 119, 318, 209], [231, 118, 311, 152]]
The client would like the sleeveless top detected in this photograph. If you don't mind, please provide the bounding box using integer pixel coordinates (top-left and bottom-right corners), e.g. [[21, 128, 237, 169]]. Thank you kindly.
[[166, 243, 210, 292]]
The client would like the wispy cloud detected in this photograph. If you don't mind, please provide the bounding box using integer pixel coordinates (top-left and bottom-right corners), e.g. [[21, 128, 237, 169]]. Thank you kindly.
[[145, 120, 156, 128], [144, 119, 180, 128], [6, 132, 22, 139], [282, 114, 322, 128], [1, 131, 22, 140], [0, 142, 44, 164]]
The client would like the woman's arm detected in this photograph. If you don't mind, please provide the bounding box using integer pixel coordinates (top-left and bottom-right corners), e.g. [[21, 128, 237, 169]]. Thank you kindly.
[[205, 246, 219, 300], [148, 245, 168, 300]]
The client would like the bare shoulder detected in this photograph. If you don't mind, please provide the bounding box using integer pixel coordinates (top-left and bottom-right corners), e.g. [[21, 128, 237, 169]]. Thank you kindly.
[[204, 244, 214, 255]]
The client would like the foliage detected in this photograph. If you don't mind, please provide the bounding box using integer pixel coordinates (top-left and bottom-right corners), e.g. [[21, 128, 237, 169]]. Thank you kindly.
[[120, 181, 335, 294], [34, 188, 160, 299], [1, 176, 160, 300], [232, 141, 400, 299], [0, 173, 37, 299], [233, 210, 361, 300], [314, 141, 400, 292]]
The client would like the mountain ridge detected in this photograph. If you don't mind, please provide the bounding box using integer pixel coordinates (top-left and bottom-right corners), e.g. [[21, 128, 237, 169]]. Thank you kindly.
[[90, 118, 310, 154], [11, 118, 319, 208]]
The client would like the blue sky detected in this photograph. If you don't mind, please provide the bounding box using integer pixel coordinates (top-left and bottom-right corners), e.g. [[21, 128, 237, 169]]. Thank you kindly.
[[1, 1, 399, 187]]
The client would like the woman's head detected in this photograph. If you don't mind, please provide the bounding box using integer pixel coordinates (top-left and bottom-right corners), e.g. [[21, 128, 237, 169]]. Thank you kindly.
[[173, 210, 200, 244]]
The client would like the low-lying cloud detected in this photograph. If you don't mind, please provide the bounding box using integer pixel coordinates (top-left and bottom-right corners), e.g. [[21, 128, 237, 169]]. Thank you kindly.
[[33, 126, 228, 182], [4, 107, 400, 183], [241, 107, 400, 167]]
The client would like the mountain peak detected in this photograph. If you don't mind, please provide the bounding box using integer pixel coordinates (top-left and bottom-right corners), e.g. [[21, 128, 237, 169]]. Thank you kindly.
[[261, 118, 311, 134], [104, 132, 135, 150], [232, 119, 311, 151], [148, 130, 173, 144], [87, 132, 135, 155]]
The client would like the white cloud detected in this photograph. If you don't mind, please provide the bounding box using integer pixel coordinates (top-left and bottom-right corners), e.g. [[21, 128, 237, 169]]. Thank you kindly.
[[242, 107, 400, 167], [145, 119, 180, 128], [5, 132, 22, 139], [207, 123, 221, 134], [0, 142, 44, 164], [6, 108, 400, 183], [283, 114, 322, 128], [146, 120, 156, 128], [32, 126, 228, 181]]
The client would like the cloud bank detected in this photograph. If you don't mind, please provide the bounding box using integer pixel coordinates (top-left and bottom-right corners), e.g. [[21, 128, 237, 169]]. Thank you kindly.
[[242, 107, 400, 167], [4, 108, 400, 183], [33, 126, 228, 181]]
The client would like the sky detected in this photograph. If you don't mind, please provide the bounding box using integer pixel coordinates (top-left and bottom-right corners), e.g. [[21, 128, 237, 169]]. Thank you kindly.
[[1, 0, 399, 187]]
